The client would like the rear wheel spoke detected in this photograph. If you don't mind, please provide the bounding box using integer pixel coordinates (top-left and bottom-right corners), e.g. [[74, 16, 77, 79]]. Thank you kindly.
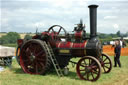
[[36, 58, 45, 62], [35, 51, 44, 57], [35, 62, 38, 73]]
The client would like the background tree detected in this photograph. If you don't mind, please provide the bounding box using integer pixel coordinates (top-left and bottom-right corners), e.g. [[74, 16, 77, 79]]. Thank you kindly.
[[24, 34, 32, 40], [0, 32, 21, 44], [116, 30, 121, 37]]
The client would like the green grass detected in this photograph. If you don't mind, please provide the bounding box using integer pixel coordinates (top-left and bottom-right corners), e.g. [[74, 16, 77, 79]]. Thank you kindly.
[[0, 56, 128, 85], [1, 44, 17, 48]]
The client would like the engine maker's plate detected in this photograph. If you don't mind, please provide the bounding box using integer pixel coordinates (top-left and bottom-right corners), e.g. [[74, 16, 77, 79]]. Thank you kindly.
[[59, 49, 70, 54]]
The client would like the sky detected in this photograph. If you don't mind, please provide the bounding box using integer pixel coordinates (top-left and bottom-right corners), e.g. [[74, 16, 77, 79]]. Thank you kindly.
[[1, 0, 128, 34]]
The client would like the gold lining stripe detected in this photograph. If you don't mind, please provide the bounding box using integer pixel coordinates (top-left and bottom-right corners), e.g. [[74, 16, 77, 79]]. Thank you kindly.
[[70, 42, 73, 48], [84, 40, 88, 48], [84, 40, 88, 55], [58, 42, 61, 48]]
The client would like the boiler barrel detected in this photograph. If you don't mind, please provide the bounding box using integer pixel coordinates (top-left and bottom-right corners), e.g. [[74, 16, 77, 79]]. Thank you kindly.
[[55, 39, 101, 57]]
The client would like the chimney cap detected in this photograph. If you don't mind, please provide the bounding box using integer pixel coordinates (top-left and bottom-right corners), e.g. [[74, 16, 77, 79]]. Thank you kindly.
[[88, 5, 98, 8]]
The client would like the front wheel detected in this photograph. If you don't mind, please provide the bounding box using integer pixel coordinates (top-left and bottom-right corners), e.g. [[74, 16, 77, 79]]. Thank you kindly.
[[76, 56, 102, 81], [100, 53, 112, 73]]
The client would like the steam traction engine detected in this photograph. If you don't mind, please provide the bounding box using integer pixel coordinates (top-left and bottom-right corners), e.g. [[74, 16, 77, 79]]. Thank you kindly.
[[16, 5, 112, 81]]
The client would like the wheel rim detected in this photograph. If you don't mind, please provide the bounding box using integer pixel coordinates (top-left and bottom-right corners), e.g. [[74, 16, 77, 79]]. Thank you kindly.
[[20, 41, 47, 74], [100, 53, 112, 73], [76, 56, 101, 81]]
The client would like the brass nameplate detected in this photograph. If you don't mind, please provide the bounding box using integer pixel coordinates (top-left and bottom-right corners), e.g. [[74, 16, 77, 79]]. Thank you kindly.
[[59, 50, 70, 53]]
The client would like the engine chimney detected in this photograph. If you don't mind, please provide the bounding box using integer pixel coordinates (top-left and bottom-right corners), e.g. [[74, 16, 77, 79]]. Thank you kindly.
[[88, 5, 98, 38]]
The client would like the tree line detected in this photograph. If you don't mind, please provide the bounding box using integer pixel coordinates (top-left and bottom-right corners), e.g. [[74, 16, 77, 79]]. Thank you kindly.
[[0, 31, 128, 45], [0, 32, 32, 45]]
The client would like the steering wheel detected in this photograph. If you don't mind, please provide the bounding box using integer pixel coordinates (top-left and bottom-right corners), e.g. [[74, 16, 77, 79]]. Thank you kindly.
[[48, 25, 67, 40]]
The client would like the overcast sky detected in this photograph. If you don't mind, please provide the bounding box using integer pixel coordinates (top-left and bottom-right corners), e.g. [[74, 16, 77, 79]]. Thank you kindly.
[[1, 0, 128, 34]]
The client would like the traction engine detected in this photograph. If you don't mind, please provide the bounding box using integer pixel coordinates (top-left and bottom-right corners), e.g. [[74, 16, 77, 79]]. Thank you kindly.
[[16, 5, 112, 81]]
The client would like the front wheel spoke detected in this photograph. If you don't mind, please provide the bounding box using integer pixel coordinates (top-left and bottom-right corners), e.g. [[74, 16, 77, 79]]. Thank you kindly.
[[91, 72, 95, 80], [90, 62, 95, 67], [101, 56, 103, 60], [86, 73, 90, 80], [104, 62, 110, 64], [80, 69, 85, 71], [92, 69, 98, 74], [80, 64, 86, 67], [82, 72, 87, 79], [92, 65, 98, 69], [89, 59, 91, 65], [84, 60, 87, 65], [103, 57, 107, 62], [104, 65, 110, 69], [103, 66, 106, 72]]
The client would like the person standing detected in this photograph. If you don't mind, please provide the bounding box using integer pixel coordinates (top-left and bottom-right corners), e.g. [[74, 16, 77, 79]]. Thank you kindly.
[[120, 39, 123, 48], [114, 40, 121, 67]]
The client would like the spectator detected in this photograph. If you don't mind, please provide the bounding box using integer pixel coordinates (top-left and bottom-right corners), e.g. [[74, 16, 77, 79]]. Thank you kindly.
[[114, 40, 121, 67], [120, 39, 123, 47]]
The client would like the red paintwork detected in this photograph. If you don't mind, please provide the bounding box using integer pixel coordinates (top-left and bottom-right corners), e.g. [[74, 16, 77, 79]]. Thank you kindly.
[[56, 40, 87, 49], [42, 31, 49, 35], [42, 32, 58, 40], [72, 41, 87, 48], [75, 31, 83, 39], [17, 39, 23, 46], [56, 42, 72, 48]]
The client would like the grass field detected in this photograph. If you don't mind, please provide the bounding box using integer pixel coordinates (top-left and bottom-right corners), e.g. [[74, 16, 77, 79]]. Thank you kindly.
[[1, 44, 17, 48], [0, 56, 128, 85]]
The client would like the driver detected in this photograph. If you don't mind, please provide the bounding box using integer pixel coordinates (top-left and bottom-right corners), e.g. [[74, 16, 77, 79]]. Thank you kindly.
[[73, 20, 85, 32]]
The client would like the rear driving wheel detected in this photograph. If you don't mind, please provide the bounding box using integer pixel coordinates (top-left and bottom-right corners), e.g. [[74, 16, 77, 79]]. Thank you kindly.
[[76, 56, 102, 81], [20, 39, 51, 74]]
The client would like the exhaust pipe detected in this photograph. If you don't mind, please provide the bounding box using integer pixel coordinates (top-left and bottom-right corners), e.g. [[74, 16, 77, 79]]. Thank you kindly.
[[88, 5, 98, 38]]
